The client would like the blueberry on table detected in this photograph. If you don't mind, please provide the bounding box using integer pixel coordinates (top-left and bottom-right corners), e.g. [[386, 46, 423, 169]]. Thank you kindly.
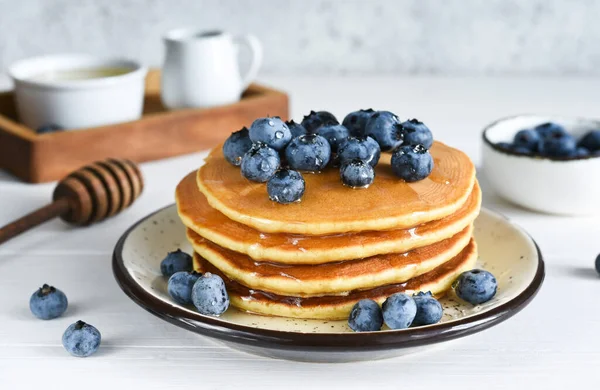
[[365, 111, 403, 152], [338, 136, 381, 167], [348, 299, 383, 332], [36, 124, 63, 134], [342, 109, 375, 137], [513, 129, 540, 152], [340, 159, 375, 188], [391, 144, 434, 182], [301, 110, 339, 133], [317, 124, 350, 152], [400, 119, 434, 149], [248, 117, 292, 151], [538, 132, 577, 157], [223, 127, 253, 166], [284, 134, 331, 172], [285, 120, 308, 139], [160, 249, 193, 277], [534, 122, 567, 139], [192, 273, 230, 316], [412, 291, 443, 326], [168, 271, 202, 305], [454, 269, 497, 305], [62, 320, 101, 357], [267, 169, 305, 204], [382, 293, 417, 329], [579, 130, 600, 152], [240, 142, 281, 182], [29, 284, 68, 320]]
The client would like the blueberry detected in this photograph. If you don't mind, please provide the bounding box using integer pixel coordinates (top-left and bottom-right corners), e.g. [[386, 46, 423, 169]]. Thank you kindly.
[[241, 142, 281, 182], [400, 119, 433, 149], [575, 147, 590, 157], [317, 124, 350, 152], [62, 320, 101, 357], [36, 124, 63, 134], [391, 144, 434, 182], [340, 159, 375, 188], [365, 111, 403, 152], [248, 117, 291, 151], [29, 284, 68, 320], [512, 146, 533, 155], [168, 271, 202, 305], [301, 110, 339, 133], [454, 269, 498, 305], [538, 132, 577, 157], [534, 122, 567, 139], [338, 136, 381, 167], [348, 299, 383, 332], [160, 249, 193, 277], [382, 293, 417, 329], [579, 130, 600, 152], [284, 134, 331, 172], [513, 129, 541, 152], [595, 254, 600, 274], [267, 169, 305, 204], [223, 127, 253, 166], [495, 142, 513, 151], [342, 109, 376, 137], [285, 120, 308, 139], [412, 291, 443, 326], [191, 273, 230, 316]]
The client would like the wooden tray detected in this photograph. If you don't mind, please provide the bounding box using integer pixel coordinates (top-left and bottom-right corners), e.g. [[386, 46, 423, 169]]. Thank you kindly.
[[0, 70, 289, 183]]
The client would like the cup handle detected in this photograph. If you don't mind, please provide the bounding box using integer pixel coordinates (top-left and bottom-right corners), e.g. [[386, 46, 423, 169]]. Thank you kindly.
[[233, 34, 263, 92]]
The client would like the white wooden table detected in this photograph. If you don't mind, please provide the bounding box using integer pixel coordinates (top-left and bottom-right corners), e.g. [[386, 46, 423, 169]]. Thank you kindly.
[[1, 76, 599, 389]]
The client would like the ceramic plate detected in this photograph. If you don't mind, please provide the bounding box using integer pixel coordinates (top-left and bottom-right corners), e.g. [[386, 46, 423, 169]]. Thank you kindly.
[[113, 206, 544, 362]]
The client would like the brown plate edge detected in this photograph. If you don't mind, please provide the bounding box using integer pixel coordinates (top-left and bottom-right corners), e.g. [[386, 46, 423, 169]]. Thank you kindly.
[[112, 204, 545, 353]]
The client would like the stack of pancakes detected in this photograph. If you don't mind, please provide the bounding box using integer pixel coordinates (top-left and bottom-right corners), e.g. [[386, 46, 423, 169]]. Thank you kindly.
[[176, 141, 480, 320]]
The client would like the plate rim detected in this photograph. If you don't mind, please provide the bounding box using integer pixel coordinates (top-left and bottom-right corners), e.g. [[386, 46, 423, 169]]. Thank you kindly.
[[112, 205, 545, 352]]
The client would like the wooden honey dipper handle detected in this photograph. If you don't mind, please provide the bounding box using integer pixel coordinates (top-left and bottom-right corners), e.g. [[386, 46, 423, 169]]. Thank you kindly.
[[0, 158, 144, 245]]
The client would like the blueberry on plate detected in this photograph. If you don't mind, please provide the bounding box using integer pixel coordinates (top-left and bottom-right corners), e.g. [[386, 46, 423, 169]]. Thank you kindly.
[[284, 134, 331, 172], [454, 269, 497, 305], [317, 124, 350, 152], [391, 144, 434, 182], [365, 111, 403, 151], [579, 130, 600, 152], [160, 249, 193, 277], [285, 120, 308, 139], [267, 169, 305, 204], [595, 254, 600, 274], [512, 146, 533, 155], [534, 122, 567, 139], [301, 110, 339, 133], [348, 299, 383, 332], [62, 320, 101, 357], [538, 132, 577, 157], [382, 293, 417, 329], [192, 273, 230, 316], [248, 117, 292, 151], [340, 159, 375, 188], [241, 142, 281, 182], [400, 119, 434, 149], [513, 129, 540, 152], [223, 127, 253, 166], [36, 123, 63, 134], [495, 142, 513, 151], [338, 136, 381, 167], [411, 291, 443, 326], [29, 284, 68, 320], [168, 271, 202, 305], [574, 147, 590, 157], [342, 109, 376, 137]]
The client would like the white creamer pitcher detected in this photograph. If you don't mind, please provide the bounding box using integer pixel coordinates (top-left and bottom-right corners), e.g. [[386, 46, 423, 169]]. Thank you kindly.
[[161, 28, 263, 109]]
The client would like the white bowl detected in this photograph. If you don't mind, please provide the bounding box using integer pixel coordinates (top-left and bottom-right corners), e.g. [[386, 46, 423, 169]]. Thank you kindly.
[[8, 54, 147, 130], [482, 114, 600, 215]]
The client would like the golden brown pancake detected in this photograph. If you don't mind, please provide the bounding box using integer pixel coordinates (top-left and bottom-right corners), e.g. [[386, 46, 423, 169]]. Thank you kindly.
[[193, 239, 478, 320], [177, 171, 481, 263], [197, 141, 476, 235], [187, 225, 473, 297]]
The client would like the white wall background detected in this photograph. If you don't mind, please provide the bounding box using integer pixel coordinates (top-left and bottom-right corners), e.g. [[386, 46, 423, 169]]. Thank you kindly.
[[1, 0, 599, 76]]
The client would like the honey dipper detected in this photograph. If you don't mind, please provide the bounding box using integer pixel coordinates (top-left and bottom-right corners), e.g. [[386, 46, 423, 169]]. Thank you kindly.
[[0, 159, 144, 245]]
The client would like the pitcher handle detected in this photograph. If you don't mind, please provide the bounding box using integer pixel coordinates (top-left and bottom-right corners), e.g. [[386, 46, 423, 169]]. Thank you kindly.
[[233, 34, 263, 92]]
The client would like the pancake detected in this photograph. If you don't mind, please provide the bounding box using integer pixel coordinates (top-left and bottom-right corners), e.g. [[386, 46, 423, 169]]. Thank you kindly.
[[187, 225, 473, 297], [177, 171, 481, 263], [197, 141, 476, 235], [193, 239, 478, 320]]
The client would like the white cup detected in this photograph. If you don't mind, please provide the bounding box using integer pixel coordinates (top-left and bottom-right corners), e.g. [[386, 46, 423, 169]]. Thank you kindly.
[[161, 29, 263, 109]]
